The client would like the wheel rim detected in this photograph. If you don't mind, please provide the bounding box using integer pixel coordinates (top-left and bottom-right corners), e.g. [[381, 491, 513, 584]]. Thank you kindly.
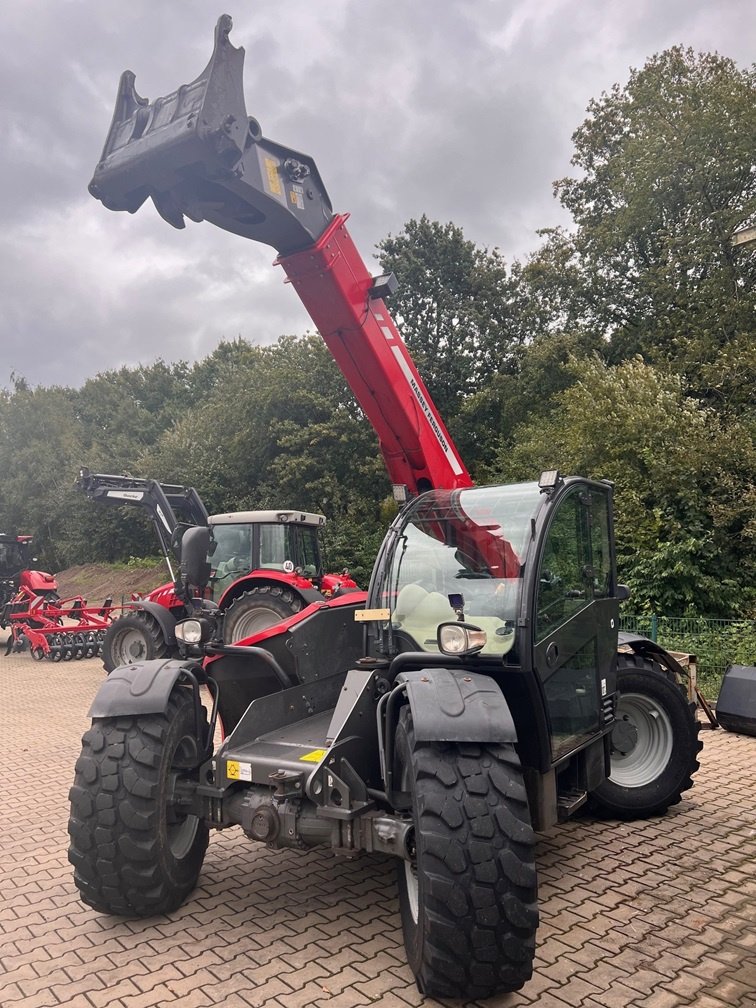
[[404, 834, 419, 923], [230, 605, 282, 641], [113, 627, 148, 663], [399, 755, 419, 924], [167, 812, 199, 859], [165, 735, 200, 859], [609, 691, 674, 787]]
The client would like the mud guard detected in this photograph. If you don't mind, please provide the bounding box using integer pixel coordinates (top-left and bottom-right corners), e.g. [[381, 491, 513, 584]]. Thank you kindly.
[[129, 600, 179, 645], [396, 668, 516, 743], [617, 631, 689, 680], [88, 658, 199, 718]]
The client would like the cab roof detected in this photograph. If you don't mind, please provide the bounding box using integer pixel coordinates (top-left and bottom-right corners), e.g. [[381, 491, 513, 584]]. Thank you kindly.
[[209, 510, 326, 527]]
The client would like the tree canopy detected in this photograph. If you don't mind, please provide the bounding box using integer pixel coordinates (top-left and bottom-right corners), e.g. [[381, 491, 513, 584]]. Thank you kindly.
[[1, 46, 753, 617], [550, 47, 756, 391]]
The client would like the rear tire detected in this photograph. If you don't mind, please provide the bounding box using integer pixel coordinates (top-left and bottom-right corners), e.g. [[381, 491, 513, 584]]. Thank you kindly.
[[68, 687, 209, 916], [102, 611, 173, 672], [394, 707, 538, 999], [223, 585, 303, 643], [589, 653, 702, 819]]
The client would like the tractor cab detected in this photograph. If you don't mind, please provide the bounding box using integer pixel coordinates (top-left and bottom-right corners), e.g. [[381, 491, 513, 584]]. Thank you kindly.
[[0, 533, 57, 602], [367, 474, 622, 773], [0, 535, 31, 581], [369, 482, 535, 660], [208, 510, 326, 602]]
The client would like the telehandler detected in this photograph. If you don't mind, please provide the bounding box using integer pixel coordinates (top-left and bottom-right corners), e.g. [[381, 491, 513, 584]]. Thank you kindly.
[[69, 17, 701, 999]]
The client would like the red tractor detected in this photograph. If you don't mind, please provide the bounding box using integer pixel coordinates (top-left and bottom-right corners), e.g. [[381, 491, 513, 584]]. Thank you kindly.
[[76, 469, 358, 669], [0, 533, 59, 641]]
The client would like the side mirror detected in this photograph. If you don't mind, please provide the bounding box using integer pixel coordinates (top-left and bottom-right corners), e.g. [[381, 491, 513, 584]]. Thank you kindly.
[[616, 584, 631, 602], [179, 525, 211, 596]]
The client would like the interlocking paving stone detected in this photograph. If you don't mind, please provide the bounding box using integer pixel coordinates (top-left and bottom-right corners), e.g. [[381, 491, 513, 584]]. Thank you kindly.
[[2, 641, 755, 1007]]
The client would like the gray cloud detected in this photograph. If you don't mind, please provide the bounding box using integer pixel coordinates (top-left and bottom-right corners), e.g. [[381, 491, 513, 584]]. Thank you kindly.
[[1, 0, 752, 388]]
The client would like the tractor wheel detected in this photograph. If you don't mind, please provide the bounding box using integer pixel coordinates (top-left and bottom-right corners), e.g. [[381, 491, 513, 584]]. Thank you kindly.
[[589, 653, 702, 819], [223, 585, 303, 643], [102, 611, 173, 672], [68, 686, 209, 916], [394, 707, 538, 1000]]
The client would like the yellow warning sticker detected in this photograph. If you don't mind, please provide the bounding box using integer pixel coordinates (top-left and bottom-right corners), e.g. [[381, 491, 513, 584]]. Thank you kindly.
[[226, 760, 252, 781], [264, 157, 282, 196], [299, 749, 327, 763]]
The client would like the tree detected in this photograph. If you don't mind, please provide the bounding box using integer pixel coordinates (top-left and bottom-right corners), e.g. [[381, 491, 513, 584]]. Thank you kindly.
[[491, 355, 755, 617], [0, 378, 94, 570], [551, 47, 756, 398], [376, 217, 528, 425], [75, 360, 189, 465]]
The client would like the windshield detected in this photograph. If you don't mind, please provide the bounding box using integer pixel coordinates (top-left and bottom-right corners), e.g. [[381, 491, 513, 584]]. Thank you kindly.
[[0, 541, 28, 575], [382, 483, 541, 656], [209, 523, 253, 598]]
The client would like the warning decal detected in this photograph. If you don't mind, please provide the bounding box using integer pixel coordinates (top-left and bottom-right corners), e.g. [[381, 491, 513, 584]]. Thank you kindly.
[[226, 760, 252, 781], [263, 156, 283, 197], [299, 749, 327, 763]]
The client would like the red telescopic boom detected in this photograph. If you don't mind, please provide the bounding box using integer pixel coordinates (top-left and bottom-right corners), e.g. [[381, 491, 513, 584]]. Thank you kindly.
[[88, 15, 472, 497]]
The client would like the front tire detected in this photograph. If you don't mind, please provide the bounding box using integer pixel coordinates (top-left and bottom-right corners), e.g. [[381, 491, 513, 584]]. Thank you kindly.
[[223, 585, 303, 643], [395, 708, 538, 999], [102, 611, 174, 672], [68, 687, 209, 916], [589, 653, 702, 819]]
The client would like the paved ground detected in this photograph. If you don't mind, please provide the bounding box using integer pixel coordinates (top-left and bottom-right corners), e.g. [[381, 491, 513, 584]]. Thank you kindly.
[[1, 642, 755, 1008]]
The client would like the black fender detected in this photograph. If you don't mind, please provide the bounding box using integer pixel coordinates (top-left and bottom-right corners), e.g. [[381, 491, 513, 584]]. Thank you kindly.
[[127, 600, 183, 646], [617, 631, 689, 680], [88, 658, 199, 718], [395, 668, 516, 743], [297, 586, 327, 606]]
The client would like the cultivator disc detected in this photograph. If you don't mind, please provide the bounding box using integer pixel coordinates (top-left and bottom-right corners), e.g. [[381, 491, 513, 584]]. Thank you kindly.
[[44, 630, 106, 661]]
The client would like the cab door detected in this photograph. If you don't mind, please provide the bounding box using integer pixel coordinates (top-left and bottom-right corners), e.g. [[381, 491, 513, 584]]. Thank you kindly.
[[532, 483, 618, 762]]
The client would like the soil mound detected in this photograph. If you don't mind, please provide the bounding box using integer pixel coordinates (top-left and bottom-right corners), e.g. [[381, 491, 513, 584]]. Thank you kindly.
[[54, 560, 169, 605]]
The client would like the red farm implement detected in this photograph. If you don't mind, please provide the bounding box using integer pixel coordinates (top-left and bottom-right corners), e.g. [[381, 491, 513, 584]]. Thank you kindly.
[[3, 586, 115, 661]]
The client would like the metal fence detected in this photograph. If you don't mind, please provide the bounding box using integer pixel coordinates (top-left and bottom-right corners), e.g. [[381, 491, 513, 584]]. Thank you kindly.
[[620, 614, 756, 688]]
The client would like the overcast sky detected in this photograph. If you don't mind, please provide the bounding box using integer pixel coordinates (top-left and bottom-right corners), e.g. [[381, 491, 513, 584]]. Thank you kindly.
[[2, 0, 753, 390]]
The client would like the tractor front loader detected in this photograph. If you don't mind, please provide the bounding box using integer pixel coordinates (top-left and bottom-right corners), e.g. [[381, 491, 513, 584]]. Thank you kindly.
[[69, 19, 702, 1000], [76, 468, 359, 669]]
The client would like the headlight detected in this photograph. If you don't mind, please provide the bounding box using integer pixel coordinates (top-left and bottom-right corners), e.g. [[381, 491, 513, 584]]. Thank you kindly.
[[175, 618, 210, 645], [438, 622, 487, 656]]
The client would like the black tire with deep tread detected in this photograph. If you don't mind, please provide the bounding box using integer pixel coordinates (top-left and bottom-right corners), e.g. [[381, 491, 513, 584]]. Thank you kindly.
[[102, 611, 174, 672], [68, 687, 209, 916], [223, 584, 303, 643], [589, 652, 702, 819], [395, 707, 538, 1000]]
